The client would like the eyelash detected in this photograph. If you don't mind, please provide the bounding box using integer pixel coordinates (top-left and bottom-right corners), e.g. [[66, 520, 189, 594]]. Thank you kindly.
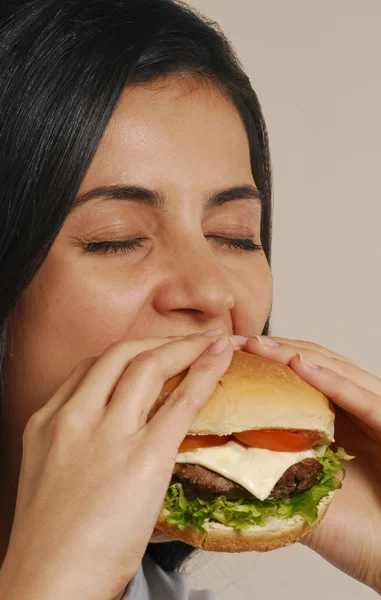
[[82, 236, 262, 255]]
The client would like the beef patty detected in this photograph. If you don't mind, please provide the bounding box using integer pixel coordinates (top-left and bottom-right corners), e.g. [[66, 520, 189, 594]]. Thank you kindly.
[[171, 458, 323, 501]]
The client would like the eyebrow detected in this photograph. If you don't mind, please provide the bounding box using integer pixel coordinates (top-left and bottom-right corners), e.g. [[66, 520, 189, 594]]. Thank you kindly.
[[72, 184, 262, 212]]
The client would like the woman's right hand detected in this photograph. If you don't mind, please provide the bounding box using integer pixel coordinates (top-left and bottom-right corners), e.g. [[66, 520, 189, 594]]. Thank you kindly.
[[0, 333, 233, 600]]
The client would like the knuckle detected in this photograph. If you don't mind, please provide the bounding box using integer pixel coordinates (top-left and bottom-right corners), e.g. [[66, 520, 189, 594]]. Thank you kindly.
[[359, 401, 375, 423], [329, 367, 342, 385], [53, 405, 83, 436], [314, 344, 327, 354], [335, 357, 354, 377], [22, 410, 44, 442], [132, 349, 162, 372], [169, 386, 194, 408], [104, 340, 124, 355], [28, 409, 45, 428], [189, 359, 216, 376], [74, 356, 96, 373], [293, 340, 328, 355], [297, 339, 322, 350]]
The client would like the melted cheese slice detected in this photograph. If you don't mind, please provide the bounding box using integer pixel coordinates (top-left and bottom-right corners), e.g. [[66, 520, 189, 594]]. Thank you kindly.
[[176, 440, 325, 501]]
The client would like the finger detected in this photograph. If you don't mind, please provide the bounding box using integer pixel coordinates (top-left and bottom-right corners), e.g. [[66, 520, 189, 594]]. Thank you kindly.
[[290, 353, 381, 432], [44, 333, 223, 420], [36, 357, 98, 422], [244, 337, 381, 397], [103, 334, 224, 434], [26, 333, 222, 425], [166, 328, 224, 340], [64, 337, 194, 415], [229, 335, 249, 349], [149, 529, 176, 543], [255, 335, 357, 365], [147, 336, 233, 455]]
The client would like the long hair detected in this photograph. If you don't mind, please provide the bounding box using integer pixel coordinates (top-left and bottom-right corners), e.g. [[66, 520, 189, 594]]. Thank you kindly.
[[0, 0, 272, 572]]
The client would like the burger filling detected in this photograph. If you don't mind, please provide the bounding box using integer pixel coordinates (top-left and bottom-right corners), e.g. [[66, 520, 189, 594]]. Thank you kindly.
[[163, 433, 354, 533], [171, 458, 323, 501]]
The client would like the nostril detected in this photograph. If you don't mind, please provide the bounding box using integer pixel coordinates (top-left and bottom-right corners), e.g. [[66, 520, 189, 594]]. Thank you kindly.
[[176, 308, 203, 316]]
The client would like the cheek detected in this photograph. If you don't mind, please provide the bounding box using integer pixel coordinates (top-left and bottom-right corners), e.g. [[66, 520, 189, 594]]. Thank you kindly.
[[232, 258, 272, 336], [6, 247, 272, 427], [5, 255, 153, 455], [9, 256, 148, 408]]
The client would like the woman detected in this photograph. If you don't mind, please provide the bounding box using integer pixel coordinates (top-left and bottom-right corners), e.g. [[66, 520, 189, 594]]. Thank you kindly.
[[0, 1, 380, 599]]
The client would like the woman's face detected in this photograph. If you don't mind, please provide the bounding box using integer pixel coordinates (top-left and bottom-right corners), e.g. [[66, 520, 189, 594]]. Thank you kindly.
[[5, 76, 272, 483]]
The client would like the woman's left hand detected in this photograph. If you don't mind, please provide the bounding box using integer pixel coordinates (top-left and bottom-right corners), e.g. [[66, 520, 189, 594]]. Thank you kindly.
[[233, 335, 381, 594]]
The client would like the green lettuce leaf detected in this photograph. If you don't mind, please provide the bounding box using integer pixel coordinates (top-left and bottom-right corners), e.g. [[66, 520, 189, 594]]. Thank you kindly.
[[163, 446, 353, 533]]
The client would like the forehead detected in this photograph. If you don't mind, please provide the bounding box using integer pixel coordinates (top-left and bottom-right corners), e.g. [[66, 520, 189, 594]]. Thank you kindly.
[[82, 76, 253, 193]]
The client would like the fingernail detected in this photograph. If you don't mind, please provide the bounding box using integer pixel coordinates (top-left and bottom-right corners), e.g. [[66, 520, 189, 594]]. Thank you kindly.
[[255, 335, 279, 347], [229, 335, 248, 345], [204, 329, 224, 336], [208, 336, 230, 354], [298, 353, 319, 369]]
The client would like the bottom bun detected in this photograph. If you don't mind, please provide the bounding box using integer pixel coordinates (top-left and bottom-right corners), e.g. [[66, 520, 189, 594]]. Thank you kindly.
[[156, 492, 333, 553]]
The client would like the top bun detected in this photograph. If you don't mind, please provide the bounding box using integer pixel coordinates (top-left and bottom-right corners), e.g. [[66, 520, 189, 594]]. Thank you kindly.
[[151, 350, 335, 444]]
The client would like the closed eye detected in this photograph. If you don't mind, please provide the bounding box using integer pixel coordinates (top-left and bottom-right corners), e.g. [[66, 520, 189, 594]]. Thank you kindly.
[[81, 236, 262, 255], [207, 236, 262, 252]]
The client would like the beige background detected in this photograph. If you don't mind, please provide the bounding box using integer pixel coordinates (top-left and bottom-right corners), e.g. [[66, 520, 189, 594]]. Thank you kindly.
[[185, 0, 381, 598]]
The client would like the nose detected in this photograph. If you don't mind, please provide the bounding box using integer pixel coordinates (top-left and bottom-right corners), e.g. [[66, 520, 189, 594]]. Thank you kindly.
[[153, 243, 235, 324]]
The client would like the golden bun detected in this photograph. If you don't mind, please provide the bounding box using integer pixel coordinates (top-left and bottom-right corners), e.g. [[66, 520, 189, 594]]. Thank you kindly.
[[151, 350, 335, 444], [153, 350, 335, 552]]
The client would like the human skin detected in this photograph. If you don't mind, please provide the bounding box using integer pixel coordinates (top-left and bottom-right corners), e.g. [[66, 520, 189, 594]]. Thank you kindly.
[[243, 335, 381, 595], [0, 76, 272, 599], [1, 73, 380, 598]]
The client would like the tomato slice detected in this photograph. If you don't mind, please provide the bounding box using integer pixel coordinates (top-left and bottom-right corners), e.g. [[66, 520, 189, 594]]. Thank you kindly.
[[233, 429, 320, 452], [178, 434, 231, 452]]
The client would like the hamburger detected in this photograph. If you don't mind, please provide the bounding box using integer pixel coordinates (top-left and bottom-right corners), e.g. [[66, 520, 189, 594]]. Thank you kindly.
[[153, 350, 353, 552]]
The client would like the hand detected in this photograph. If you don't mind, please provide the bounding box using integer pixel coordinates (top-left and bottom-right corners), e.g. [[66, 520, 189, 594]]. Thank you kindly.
[[0, 333, 233, 600], [242, 335, 381, 594]]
